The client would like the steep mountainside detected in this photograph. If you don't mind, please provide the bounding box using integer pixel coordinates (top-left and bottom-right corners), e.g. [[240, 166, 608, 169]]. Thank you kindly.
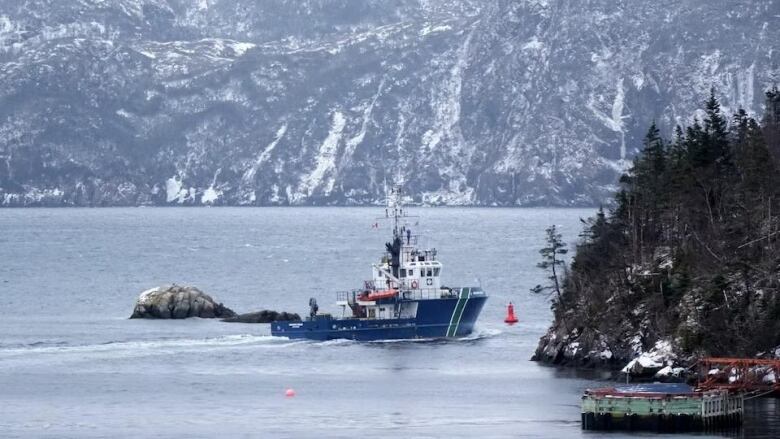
[[0, 0, 777, 206]]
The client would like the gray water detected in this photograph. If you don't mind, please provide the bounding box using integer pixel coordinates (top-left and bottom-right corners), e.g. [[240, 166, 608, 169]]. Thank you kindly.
[[0, 208, 777, 438]]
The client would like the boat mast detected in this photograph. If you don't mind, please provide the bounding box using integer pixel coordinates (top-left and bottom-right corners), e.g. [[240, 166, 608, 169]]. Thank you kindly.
[[381, 180, 407, 285], [384, 167, 407, 240], [386, 184, 404, 240]]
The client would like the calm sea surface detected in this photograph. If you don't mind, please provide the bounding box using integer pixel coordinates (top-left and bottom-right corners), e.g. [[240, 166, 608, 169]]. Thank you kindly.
[[0, 207, 777, 438]]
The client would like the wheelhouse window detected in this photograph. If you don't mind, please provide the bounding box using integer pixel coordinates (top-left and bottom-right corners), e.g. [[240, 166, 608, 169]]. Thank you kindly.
[[434, 268, 440, 276], [427, 268, 433, 277], [400, 269, 407, 278]]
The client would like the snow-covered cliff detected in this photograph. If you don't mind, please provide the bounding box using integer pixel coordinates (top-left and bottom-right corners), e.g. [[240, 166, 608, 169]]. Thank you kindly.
[[0, 0, 777, 206]]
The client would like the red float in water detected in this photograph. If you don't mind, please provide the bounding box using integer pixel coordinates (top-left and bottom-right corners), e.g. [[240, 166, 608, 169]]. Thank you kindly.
[[285, 388, 296, 397], [504, 302, 518, 325]]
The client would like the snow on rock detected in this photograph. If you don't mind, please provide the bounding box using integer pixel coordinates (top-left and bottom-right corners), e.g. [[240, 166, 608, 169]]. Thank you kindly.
[[201, 186, 221, 204], [622, 356, 663, 376], [2, 193, 19, 205], [137, 287, 160, 305], [165, 175, 186, 203], [655, 365, 687, 378], [564, 341, 581, 358], [621, 339, 678, 376], [200, 169, 223, 204], [651, 340, 676, 361], [532, 325, 621, 367]]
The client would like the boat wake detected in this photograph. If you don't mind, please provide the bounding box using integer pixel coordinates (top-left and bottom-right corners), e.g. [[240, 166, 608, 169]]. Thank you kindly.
[[0, 334, 302, 359], [312, 338, 358, 347], [460, 327, 503, 341], [268, 329, 502, 347], [363, 328, 503, 345]]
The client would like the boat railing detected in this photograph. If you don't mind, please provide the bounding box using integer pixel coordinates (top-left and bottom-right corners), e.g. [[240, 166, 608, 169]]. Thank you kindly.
[[400, 234, 419, 246], [400, 288, 458, 300], [335, 291, 354, 302], [337, 287, 482, 303]]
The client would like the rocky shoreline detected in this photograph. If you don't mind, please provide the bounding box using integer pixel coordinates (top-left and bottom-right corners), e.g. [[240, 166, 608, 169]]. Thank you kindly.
[[533, 316, 780, 381]]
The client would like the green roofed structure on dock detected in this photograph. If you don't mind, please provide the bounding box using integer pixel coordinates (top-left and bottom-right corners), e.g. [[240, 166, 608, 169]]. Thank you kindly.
[[581, 384, 743, 433]]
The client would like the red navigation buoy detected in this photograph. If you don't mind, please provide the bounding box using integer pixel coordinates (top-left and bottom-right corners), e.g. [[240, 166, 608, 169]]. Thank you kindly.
[[504, 302, 518, 325], [285, 388, 296, 397]]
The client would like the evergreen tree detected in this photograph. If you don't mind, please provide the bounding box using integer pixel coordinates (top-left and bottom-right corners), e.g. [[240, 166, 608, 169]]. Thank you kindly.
[[731, 108, 749, 147], [683, 98, 731, 228], [685, 118, 706, 166], [704, 88, 730, 166], [642, 121, 666, 177], [762, 86, 780, 126], [667, 124, 690, 241], [738, 119, 774, 193], [531, 225, 568, 309], [763, 86, 780, 160]]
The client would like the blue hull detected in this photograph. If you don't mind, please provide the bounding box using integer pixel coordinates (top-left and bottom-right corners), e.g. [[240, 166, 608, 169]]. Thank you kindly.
[[271, 296, 488, 341]]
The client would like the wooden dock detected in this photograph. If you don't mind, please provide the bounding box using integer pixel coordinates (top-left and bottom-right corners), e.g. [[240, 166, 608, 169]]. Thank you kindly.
[[581, 383, 743, 432]]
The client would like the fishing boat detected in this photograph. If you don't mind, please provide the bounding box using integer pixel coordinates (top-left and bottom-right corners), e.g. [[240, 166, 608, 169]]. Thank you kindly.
[[270, 185, 488, 341]]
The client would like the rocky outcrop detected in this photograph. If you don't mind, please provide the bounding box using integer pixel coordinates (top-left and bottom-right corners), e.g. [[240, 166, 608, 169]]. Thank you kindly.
[[533, 320, 692, 380], [532, 324, 625, 370], [130, 285, 236, 319], [222, 310, 301, 323]]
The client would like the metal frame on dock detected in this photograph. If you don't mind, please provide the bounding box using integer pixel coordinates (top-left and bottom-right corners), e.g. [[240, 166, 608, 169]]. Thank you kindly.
[[698, 357, 780, 395]]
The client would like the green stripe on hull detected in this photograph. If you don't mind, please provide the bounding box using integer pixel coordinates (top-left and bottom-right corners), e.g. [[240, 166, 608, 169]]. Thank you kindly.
[[446, 290, 470, 337]]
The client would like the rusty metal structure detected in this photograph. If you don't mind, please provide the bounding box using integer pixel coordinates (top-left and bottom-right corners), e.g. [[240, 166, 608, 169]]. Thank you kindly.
[[697, 358, 780, 395]]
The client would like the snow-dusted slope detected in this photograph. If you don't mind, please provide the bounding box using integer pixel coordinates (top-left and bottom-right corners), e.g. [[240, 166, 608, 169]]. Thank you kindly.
[[0, 0, 777, 206]]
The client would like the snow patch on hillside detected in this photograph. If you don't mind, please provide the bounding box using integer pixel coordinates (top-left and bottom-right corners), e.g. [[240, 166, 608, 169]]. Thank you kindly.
[[297, 111, 346, 200], [229, 41, 256, 56], [345, 79, 385, 158], [201, 186, 220, 204], [587, 77, 628, 159], [522, 36, 543, 51], [165, 175, 189, 203], [420, 23, 452, 36], [422, 28, 473, 152]]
